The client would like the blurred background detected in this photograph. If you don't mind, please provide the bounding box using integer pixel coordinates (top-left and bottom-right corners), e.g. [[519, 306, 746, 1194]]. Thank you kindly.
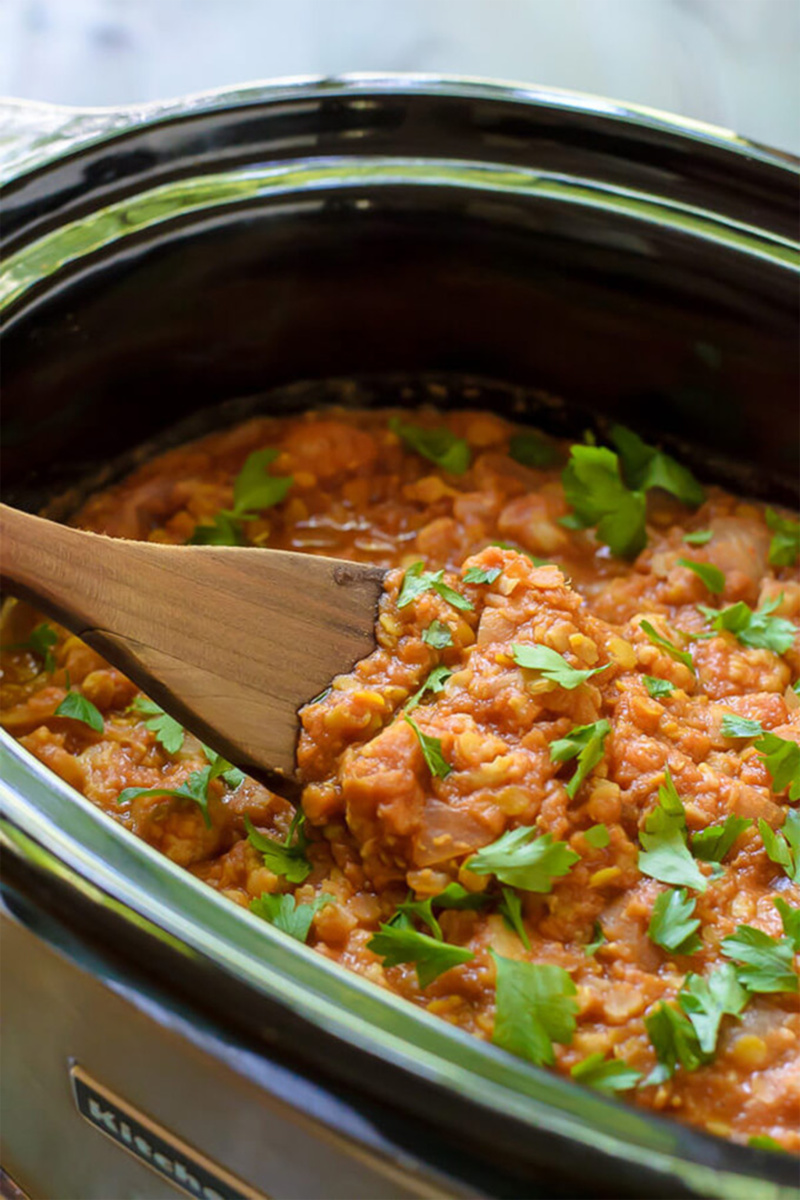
[[0, 0, 799, 153]]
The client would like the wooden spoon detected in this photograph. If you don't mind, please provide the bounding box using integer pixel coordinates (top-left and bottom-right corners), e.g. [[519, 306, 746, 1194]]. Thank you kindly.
[[0, 503, 386, 791]]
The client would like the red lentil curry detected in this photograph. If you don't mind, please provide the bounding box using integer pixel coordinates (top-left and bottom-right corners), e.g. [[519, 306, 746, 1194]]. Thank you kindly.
[[2, 408, 799, 1151]]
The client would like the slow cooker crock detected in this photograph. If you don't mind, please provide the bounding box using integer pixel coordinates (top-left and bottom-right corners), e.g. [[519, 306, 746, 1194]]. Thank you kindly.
[[1, 76, 799, 1200]]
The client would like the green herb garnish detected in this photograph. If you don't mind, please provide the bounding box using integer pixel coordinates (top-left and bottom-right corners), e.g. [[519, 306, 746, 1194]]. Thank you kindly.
[[720, 925, 798, 994], [690, 814, 751, 863], [754, 732, 800, 801], [758, 811, 800, 883], [774, 897, 800, 951], [644, 1002, 708, 1084], [118, 763, 223, 828], [585, 823, 610, 849], [638, 769, 706, 892], [683, 530, 713, 546], [403, 665, 452, 714], [463, 565, 502, 585], [508, 430, 559, 468], [497, 887, 531, 950], [570, 1053, 642, 1094], [2, 622, 58, 673], [512, 644, 607, 691], [55, 689, 104, 733], [189, 448, 293, 544], [396, 562, 473, 612], [765, 508, 800, 567], [390, 418, 471, 474], [643, 675, 674, 700], [367, 920, 474, 987], [491, 952, 578, 1067], [697, 596, 795, 655], [404, 714, 452, 779], [245, 810, 312, 883], [561, 445, 647, 559], [422, 619, 453, 648], [469, 826, 579, 892], [648, 888, 701, 955], [611, 425, 705, 508], [585, 921, 606, 956], [720, 714, 763, 739], [128, 695, 186, 754], [640, 620, 694, 672], [550, 719, 611, 800], [677, 558, 725, 595], [678, 964, 748, 1054], [748, 1135, 787, 1153], [250, 892, 335, 943]]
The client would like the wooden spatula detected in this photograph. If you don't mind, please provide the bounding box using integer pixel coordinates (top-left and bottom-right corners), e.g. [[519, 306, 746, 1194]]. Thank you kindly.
[[0, 503, 386, 791]]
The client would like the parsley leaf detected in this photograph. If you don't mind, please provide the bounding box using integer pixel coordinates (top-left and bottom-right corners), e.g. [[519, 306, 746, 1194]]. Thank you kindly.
[[199, 742, 245, 791], [720, 714, 763, 739], [395, 883, 491, 937], [697, 596, 795, 655], [118, 765, 218, 828], [585, 921, 606, 956], [245, 811, 312, 883], [720, 925, 798, 994], [2, 622, 59, 674], [640, 620, 694, 672], [758, 811, 800, 883], [250, 892, 335, 942], [55, 690, 104, 733], [422, 619, 453, 648], [367, 922, 474, 987], [189, 448, 292, 544], [644, 1003, 708, 1084], [404, 714, 452, 779], [403, 665, 452, 714], [550, 719, 611, 800], [643, 675, 674, 700], [469, 826, 579, 892], [561, 445, 647, 559], [648, 887, 702, 955], [463, 565, 502, 585], [754, 732, 800, 800], [678, 964, 748, 1054], [690, 814, 751, 863], [498, 887, 531, 950], [508, 430, 559, 468], [585, 823, 610, 849], [774, 897, 800, 952], [638, 769, 707, 892], [491, 952, 578, 1067], [390, 418, 471, 475], [396, 562, 473, 612], [683, 530, 713, 546], [512, 644, 607, 691], [570, 1053, 642, 1094], [677, 558, 725, 595], [748, 1135, 787, 1153], [128, 695, 186, 754], [611, 425, 705, 508], [765, 508, 800, 568]]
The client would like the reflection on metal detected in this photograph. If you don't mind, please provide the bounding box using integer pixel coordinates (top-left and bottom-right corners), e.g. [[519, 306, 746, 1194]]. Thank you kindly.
[[70, 1066, 268, 1200], [1, 154, 798, 311]]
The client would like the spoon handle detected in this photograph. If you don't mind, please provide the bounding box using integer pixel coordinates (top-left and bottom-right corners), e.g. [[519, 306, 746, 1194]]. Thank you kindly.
[[0, 504, 385, 782]]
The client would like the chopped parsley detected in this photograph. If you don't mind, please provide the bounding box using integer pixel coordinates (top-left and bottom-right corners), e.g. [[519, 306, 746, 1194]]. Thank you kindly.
[[720, 714, 763, 740], [463, 565, 502, 585], [389, 417, 471, 475], [677, 558, 725, 595], [497, 887, 531, 950], [648, 887, 702, 955], [748, 1135, 787, 1153], [118, 763, 225, 828], [754, 732, 800, 801], [245, 810, 312, 883], [367, 919, 474, 987], [638, 769, 706, 892], [550, 719, 611, 800], [199, 743, 245, 791], [639, 620, 694, 672], [55, 689, 104, 733], [508, 430, 559, 468], [250, 892, 335, 942], [644, 1002, 707, 1084], [469, 826, 579, 892], [128, 695, 185, 754], [610, 425, 705, 509], [758, 811, 800, 883], [422, 619, 453, 649], [403, 714, 452, 779], [395, 883, 491, 938], [570, 1053, 642, 1094], [643, 675, 674, 700], [561, 445, 647, 559], [584, 921, 605, 956], [678, 964, 748, 1054], [690, 814, 751, 863], [2, 622, 58, 673], [697, 596, 795, 655], [512, 643, 607, 691], [491, 952, 578, 1067], [765, 508, 800, 568], [720, 925, 798, 994], [683, 530, 713, 546], [403, 665, 452, 714], [585, 823, 610, 849], [188, 447, 293, 544], [774, 897, 800, 951], [396, 562, 473, 612]]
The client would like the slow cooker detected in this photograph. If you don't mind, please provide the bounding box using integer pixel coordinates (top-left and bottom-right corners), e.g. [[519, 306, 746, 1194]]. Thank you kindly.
[[1, 76, 798, 1200]]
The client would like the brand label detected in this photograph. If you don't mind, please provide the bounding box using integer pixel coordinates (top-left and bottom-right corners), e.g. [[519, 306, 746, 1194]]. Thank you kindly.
[[70, 1065, 266, 1200]]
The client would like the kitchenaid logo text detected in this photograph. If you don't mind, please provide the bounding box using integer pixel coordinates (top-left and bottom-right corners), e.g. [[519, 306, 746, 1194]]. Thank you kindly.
[[70, 1066, 265, 1200]]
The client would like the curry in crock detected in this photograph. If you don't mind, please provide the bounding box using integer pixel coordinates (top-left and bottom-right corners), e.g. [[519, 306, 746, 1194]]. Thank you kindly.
[[2, 408, 798, 1151]]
